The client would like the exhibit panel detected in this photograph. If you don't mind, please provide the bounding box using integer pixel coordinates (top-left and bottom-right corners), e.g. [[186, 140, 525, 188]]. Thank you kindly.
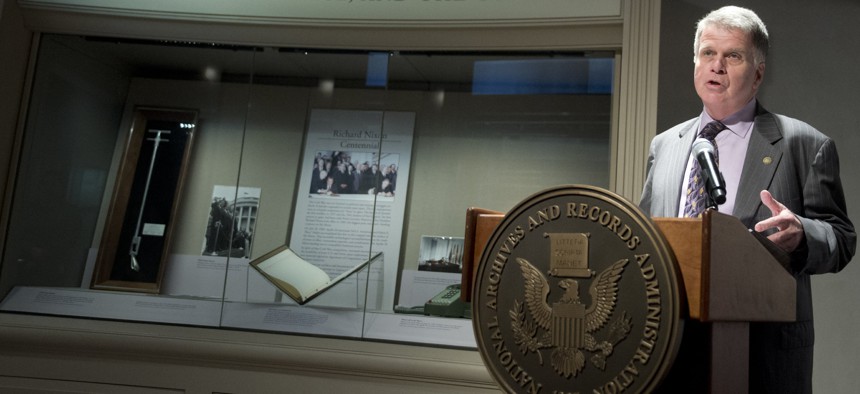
[[0, 33, 615, 346]]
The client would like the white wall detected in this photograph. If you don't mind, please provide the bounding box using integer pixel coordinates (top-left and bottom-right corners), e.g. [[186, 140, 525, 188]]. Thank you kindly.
[[658, 2, 860, 393]]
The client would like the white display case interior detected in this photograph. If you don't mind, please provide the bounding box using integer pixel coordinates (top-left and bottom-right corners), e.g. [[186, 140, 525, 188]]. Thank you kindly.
[[0, 33, 614, 348]]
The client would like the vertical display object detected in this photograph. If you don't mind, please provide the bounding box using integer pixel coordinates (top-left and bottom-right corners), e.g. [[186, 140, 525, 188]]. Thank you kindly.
[[91, 108, 197, 293]]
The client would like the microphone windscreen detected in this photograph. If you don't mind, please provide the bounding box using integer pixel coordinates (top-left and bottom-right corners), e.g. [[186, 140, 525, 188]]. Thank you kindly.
[[692, 137, 715, 157]]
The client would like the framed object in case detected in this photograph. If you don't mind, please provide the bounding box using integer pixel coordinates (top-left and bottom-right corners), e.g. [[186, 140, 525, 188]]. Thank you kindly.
[[91, 107, 198, 293]]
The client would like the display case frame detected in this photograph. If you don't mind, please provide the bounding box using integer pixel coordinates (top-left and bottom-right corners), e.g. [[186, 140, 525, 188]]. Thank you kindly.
[[0, 36, 619, 349], [0, 1, 664, 362]]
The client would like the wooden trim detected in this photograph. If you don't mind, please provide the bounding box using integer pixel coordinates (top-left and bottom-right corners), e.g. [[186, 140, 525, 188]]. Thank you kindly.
[[612, 0, 661, 202], [17, 5, 623, 51], [17, 0, 623, 27]]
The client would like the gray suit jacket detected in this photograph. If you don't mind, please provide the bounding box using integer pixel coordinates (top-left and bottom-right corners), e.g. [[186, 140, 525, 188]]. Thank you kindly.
[[640, 104, 856, 393]]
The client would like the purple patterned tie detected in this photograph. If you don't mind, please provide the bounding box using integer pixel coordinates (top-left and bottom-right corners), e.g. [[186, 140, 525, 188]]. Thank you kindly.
[[682, 120, 726, 218]]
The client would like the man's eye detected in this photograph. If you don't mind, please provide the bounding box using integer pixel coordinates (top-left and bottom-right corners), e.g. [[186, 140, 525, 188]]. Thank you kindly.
[[726, 52, 745, 64]]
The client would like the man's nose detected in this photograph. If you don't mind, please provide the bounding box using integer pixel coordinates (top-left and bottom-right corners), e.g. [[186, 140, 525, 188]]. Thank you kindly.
[[711, 57, 727, 74]]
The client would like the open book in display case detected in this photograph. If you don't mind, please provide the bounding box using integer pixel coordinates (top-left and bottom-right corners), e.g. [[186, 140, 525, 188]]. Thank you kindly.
[[250, 245, 380, 306]]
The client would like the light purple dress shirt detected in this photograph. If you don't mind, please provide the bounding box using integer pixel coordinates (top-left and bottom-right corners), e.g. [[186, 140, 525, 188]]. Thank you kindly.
[[677, 99, 757, 217]]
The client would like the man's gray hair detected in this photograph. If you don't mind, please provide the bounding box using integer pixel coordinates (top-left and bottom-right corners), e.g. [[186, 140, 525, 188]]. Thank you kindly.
[[694, 6, 769, 64]]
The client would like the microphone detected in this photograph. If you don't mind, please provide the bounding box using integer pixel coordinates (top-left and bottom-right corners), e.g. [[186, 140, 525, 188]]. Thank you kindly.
[[692, 137, 727, 206]]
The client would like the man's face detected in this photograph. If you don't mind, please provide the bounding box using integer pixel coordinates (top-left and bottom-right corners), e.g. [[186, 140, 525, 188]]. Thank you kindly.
[[694, 26, 765, 119]]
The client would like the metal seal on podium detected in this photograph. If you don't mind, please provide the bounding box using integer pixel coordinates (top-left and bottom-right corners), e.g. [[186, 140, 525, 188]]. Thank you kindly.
[[472, 185, 683, 393]]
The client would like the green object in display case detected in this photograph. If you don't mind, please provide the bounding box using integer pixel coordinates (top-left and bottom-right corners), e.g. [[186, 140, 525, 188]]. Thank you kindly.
[[424, 284, 470, 318]]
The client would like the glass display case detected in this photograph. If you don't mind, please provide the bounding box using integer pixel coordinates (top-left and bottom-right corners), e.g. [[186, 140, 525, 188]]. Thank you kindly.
[[0, 34, 614, 348]]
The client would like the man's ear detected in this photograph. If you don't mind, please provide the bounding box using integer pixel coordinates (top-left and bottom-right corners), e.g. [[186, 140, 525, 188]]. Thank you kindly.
[[753, 62, 766, 89]]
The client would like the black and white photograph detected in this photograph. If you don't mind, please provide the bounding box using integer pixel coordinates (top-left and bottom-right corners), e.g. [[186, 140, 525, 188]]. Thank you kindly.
[[202, 185, 261, 258], [309, 150, 400, 198], [417, 236, 464, 273]]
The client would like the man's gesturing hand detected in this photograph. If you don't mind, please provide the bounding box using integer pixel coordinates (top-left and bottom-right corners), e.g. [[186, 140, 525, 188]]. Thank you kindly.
[[754, 190, 804, 252]]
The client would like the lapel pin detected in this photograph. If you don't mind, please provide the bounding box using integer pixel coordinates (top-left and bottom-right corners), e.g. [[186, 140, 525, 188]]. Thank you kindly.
[[762, 156, 773, 165]]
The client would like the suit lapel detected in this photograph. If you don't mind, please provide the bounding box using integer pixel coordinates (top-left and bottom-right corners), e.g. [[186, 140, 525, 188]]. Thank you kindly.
[[734, 107, 783, 226], [660, 119, 699, 216]]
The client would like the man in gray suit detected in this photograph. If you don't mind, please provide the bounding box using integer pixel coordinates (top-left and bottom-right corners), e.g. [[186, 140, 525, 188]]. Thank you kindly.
[[640, 6, 856, 393]]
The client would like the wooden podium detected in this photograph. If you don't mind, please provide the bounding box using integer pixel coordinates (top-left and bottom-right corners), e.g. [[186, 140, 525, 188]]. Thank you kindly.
[[461, 207, 504, 302], [654, 210, 796, 393], [463, 207, 796, 393]]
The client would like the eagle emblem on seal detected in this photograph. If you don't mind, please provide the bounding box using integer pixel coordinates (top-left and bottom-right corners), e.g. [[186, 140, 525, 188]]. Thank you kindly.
[[511, 257, 632, 378]]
